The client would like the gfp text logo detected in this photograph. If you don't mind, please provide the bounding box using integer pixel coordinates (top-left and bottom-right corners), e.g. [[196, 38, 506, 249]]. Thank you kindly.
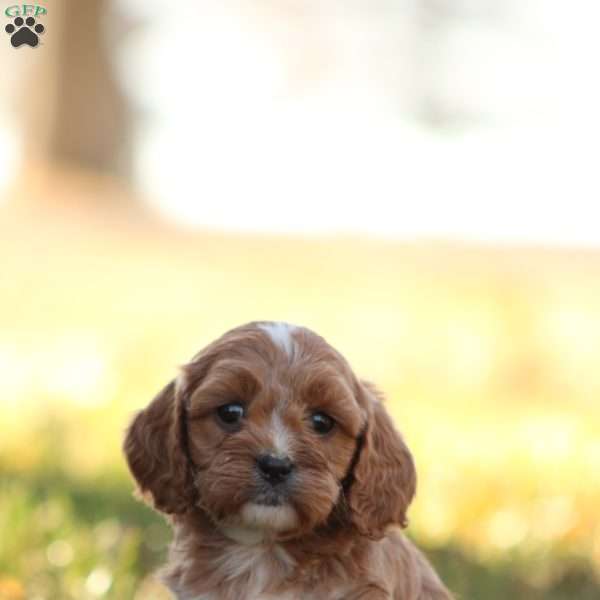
[[5, 4, 46, 47]]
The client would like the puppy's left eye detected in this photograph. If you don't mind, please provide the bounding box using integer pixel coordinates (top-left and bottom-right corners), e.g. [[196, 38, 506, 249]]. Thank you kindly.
[[216, 402, 245, 428], [311, 412, 335, 435]]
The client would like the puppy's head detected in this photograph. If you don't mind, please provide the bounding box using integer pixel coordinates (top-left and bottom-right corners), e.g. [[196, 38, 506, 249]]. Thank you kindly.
[[124, 322, 416, 540]]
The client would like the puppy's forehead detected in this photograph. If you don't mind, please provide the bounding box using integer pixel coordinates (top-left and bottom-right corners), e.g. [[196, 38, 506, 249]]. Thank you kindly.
[[253, 321, 347, 367], [188, 321, 354, 386], [257, 322, 297, 358]]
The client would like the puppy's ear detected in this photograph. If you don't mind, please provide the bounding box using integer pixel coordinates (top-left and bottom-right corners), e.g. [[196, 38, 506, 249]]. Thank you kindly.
[[123, 379, 196, 515], [347, 382, 416, 540]]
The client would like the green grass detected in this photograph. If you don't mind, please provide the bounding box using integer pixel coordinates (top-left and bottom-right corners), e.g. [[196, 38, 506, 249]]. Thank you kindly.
[[2, 460, 598, 599]]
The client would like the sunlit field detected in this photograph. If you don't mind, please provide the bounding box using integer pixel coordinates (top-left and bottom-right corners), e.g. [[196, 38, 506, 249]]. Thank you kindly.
[[1, 180, 600, 599]]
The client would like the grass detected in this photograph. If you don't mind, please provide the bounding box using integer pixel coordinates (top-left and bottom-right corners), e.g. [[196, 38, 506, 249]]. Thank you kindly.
[[1, 182, 599, 598]]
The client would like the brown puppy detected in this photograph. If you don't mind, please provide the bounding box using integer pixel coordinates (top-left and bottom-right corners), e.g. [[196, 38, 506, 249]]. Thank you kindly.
[[124, 321, 453, 599]]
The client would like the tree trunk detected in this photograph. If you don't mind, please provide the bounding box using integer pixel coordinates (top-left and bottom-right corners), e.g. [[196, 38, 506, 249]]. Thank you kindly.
[[26, 0, 131, 179]]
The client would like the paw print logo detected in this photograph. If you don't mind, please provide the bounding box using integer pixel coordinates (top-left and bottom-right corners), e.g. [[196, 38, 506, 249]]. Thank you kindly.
[[5, 16, 45, 48]]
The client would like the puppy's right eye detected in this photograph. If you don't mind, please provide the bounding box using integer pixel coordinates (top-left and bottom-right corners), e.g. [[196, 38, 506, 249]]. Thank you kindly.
[[310, 411, 335, 435], [216, 402, 245, 428]]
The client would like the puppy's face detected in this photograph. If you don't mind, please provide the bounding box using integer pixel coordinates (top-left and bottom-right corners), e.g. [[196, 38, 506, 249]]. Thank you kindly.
[[184, 322, 364, 535], [124, 322, 416, 541]]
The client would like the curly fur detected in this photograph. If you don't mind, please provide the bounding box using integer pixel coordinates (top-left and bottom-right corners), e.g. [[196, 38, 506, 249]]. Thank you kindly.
[[124, 321, 453, 599]]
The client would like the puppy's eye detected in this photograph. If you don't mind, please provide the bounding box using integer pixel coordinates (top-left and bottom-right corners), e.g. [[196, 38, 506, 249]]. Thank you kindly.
[[216, 402, 245, 428], [311, 412, 335, 435]]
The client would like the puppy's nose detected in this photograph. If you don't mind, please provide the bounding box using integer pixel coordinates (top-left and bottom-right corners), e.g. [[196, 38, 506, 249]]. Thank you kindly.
[[257, 453, 294, 484]]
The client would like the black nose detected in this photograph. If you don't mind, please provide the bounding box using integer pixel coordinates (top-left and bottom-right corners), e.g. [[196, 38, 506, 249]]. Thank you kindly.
[[257, 453, 294, 484]]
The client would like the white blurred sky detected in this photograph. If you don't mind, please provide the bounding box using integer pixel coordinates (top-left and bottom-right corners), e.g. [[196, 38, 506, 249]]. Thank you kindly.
[[2, 0, 600, 246]]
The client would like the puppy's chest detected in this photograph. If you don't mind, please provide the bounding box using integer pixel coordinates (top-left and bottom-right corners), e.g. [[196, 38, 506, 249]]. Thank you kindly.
[[182, 543, 352, 600]]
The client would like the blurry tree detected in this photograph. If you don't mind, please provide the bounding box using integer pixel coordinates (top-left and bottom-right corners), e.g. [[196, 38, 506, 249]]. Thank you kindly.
[[24, 0, 132, 179]]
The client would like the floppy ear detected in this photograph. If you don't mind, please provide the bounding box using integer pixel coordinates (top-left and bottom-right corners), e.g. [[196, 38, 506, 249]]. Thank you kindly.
[[123, 379, 197, 515], [347, 382, 417, 540]]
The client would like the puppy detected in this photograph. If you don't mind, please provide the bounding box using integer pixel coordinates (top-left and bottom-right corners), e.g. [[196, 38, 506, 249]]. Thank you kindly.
[[124, 322, 453, 599]]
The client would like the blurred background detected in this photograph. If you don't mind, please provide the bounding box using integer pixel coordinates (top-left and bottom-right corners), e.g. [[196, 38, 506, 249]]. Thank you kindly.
[[1, 1, 600, 598]]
